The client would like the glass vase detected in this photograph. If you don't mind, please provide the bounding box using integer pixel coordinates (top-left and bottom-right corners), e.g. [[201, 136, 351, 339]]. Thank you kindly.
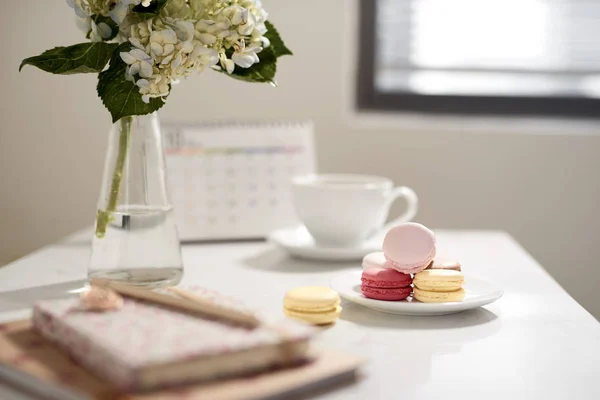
[[88, 113, 183, 287]]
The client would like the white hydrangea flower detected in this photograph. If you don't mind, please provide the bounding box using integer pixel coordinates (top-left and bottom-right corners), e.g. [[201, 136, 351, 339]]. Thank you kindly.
[[67, 0, 118, 40], [191, 0, 270, 74], [120, 49, 154, 78], [149, 28, 178, 61], [66, 0, 88, 19], [129, 19, 153, 50], [110, 2, 129, 25], [170, 19, 196, 42], [163, 0, 193, 18], [90, 20, 113, 42], [221, 57, 235, 74], [74, 16, 91, 35], [136, 77, 169, 103], [232, 43, 261, 68], [66, 0, 116, 19], [67, 0, 273, 101], [223, 6, 245, 26], [191, 45, 219, 69], [121, 0, 150, 6]]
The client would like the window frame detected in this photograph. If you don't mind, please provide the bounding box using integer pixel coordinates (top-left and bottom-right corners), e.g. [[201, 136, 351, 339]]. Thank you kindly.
[[356, 0, 600, 118]]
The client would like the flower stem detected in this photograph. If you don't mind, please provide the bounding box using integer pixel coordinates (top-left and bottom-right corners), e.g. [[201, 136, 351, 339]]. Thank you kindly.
[[95, 116, 133, 238]]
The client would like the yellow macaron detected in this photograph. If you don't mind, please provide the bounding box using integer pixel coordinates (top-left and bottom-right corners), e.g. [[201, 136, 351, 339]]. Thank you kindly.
[[283, 286, 342, 325], [413, 287, 466, 303], [413, 270, 465, 292], [413, 270, 466, 303]]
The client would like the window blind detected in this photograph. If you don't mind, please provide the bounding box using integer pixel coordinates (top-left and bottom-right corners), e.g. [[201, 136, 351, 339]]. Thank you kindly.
[[375, 0, 600, 98]]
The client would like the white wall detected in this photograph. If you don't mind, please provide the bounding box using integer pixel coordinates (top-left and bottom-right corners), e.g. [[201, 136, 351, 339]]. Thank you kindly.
[[1, 1, 599, 319]]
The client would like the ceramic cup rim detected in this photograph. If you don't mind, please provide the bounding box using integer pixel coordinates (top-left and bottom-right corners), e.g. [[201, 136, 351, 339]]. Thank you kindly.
[[291, 174, 392, 190]]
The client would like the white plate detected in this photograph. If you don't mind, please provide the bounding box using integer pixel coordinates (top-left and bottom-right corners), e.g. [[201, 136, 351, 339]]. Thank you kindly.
[[268, 226, 383, 261], [330, 270, 503, 316]]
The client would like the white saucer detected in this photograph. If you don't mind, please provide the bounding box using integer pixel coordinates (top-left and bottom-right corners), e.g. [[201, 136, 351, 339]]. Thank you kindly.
[[267, 226, 382, 261], [330, 270, 503, 316]]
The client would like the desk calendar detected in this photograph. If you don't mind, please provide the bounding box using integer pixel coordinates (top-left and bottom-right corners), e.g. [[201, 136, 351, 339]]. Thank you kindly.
[[162, 122, 316, 241]]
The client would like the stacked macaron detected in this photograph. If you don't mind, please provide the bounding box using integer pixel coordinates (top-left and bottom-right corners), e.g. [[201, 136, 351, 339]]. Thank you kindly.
[[413, 269, 465, 303], [382, 222, 437, 275], [361, 267, 413, 301], [361, 222, 465, 303]]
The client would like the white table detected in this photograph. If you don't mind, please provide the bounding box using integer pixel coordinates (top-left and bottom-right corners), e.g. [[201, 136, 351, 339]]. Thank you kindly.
[[1, 230, 599, 399]]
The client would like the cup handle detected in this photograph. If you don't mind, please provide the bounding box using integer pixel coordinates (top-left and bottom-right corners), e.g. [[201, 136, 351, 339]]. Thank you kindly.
[[381, 186, 419, 232]]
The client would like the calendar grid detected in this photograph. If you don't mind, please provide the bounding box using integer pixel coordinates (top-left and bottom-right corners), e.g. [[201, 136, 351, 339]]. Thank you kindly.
[[162, 121, 315, 241]]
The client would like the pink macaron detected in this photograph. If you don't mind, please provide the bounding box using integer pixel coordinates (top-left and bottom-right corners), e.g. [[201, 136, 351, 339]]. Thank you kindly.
[[361, 267, 413, 301], [383, 222, 436, 275], [362, 252, 391, 270]]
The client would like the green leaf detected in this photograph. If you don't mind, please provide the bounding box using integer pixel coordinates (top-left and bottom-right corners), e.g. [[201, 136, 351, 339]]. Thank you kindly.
[[97, 43, 167, 123], [89, 15, 119, 41], [19, 42, 118, 74], [226, 46, 277, 84], [264, 21, 293, 57], [132, 0, 168, 15]]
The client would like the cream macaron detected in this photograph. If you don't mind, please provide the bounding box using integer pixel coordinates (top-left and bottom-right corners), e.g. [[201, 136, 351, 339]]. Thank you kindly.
[[413, 270, 466, 303], [413, 270, 465, 292], [283, 286, 342, 325], [413, 287, 466, 303]]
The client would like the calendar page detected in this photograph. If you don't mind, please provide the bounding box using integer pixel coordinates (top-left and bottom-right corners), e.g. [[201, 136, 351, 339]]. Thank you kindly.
[[162, 121, 316, 241]]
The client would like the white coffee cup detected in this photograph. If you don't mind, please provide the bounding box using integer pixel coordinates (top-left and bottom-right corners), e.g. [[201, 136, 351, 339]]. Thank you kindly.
[[291, 174, 418, 248]]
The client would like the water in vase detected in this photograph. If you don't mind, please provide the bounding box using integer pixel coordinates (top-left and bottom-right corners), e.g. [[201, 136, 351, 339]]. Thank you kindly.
[[89, 205, 183, 287], [90, 113, 184, 286]]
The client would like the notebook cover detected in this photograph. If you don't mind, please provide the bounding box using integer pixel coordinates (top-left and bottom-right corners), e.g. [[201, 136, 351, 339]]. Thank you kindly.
[[31, 287, 315, 390]]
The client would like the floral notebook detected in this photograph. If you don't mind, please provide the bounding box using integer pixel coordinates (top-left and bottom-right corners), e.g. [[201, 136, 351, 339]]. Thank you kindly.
[[32, 287, 315, 391]]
